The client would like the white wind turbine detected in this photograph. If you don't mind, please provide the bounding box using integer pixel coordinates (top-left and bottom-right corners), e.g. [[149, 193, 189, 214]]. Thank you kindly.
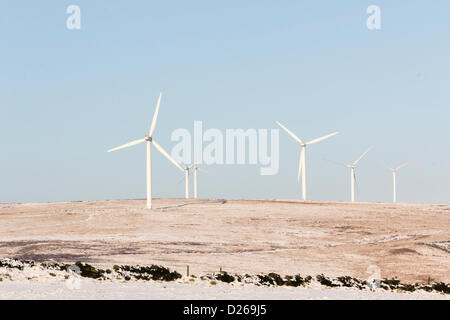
[[107, 92, 184, 209], [383, 162, 408, 203], [276, 121, 339, 201], [181, 163, 193, 199], [328, 147, 373, 203], [179, 163, 208, 199], [192, 164, 208, 199]]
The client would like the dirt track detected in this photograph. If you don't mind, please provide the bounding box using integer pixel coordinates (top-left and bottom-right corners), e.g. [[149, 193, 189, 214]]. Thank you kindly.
[[0, 199, 448, 283]]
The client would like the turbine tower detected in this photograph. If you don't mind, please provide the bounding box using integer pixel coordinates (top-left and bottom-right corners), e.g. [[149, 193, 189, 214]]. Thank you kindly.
[[181, 164, 193, 199], [383, 162, 408, 203], [107, 92, 184, 209], [276, 121, 339, 201], [180, 164, 208, 199], [193, 165, 208, 199], [328, 147, 373, 203]]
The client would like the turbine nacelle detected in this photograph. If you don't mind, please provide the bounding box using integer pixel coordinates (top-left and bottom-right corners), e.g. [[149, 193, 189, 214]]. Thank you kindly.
[[382, 162, 408, 173], [181, 162, 194, 171]]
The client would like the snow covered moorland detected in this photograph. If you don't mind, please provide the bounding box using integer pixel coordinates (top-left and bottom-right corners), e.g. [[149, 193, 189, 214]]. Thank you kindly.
[[0, 258, 448, 300], [0, 199, 449, 299]]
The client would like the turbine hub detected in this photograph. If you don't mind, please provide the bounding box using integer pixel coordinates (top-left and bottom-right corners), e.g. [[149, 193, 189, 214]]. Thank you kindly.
[[145, 135, 152, 142]]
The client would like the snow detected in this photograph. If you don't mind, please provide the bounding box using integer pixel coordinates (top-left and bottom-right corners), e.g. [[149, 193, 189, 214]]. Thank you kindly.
[[0, 258, 448, 300], [1, 278, 448, 300], [0, 198, 449, 299]]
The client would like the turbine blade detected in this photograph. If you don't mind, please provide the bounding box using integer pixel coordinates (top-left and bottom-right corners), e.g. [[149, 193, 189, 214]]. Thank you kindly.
[[152, 139, 184, 172], [297, 150, 303, 182], [396, 162, 408, 170], [326, 159, 351, 168], [275, 121, 304, 145], [107, 138, 146, 152], [177, 175, 185, 185], [380, 161, 394, 171], [149, 92, 163, 137], [306, 131, 339, 145], [353, 146, 373, 166]]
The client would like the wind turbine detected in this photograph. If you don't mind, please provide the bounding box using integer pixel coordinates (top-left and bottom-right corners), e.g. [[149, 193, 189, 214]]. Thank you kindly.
[[383, 162, 408, 203], [192, 164, 208, 199], [179, 164, 208, 199], [181, 163, 193, 199], [328, 147, 373, 203], [276, 121, 339, 201], [107, 92, 184, 209]]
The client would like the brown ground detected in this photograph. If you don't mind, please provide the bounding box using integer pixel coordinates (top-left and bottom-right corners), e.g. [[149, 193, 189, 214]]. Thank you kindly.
[[0, 199, 448, 283]]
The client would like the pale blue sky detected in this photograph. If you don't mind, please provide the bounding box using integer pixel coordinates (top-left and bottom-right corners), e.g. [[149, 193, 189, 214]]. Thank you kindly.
[[1, 1, 449, 204]]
